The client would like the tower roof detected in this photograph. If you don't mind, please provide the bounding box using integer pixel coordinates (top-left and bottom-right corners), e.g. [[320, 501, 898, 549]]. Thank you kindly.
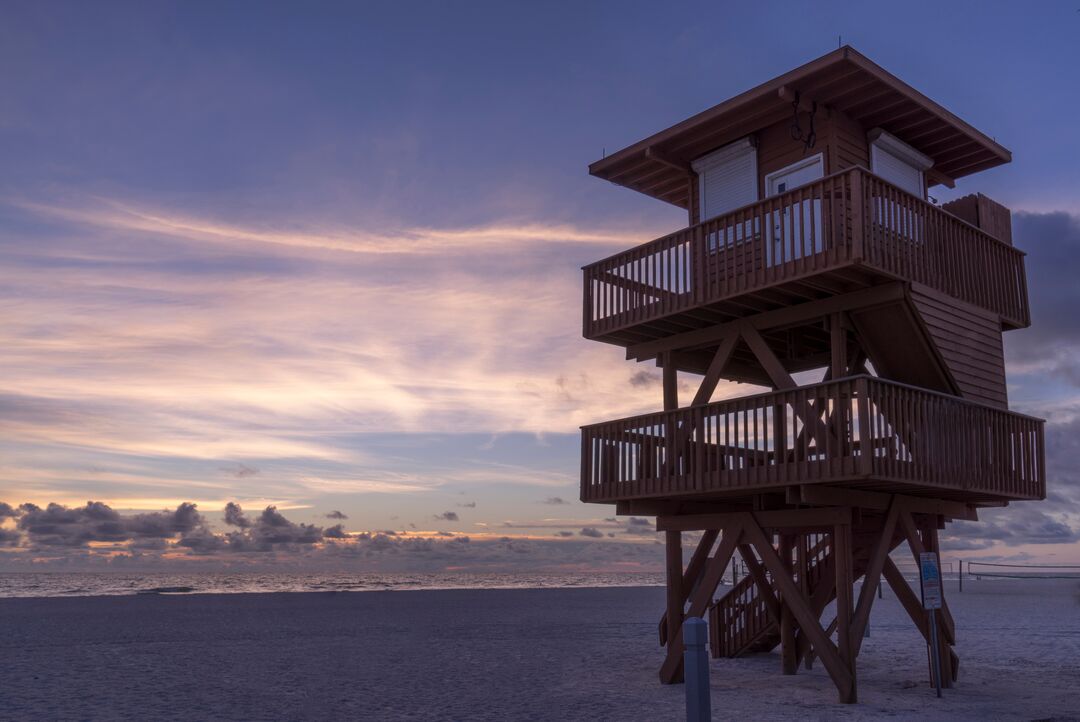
[[589, 46, 1011, 208]]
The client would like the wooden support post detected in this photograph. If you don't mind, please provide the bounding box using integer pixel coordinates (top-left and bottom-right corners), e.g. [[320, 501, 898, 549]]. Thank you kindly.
[[797, 534, 812, 670], [794, 536, 837, 669], [830, 313, 847, 380], [833, 515, 857, 703], [662, 352, 679, 410], [779, 534, 798, 675], [659, 530, 719, 646], [661, 351, 679, 477], [660, 524, 743, 684], [741, 514, 854, 703], [665, 530, 684, 684], [851, 499, 901, 653]]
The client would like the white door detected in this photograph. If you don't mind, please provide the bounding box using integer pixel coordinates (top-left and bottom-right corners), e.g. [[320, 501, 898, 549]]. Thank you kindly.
[[764, 154, 824, 265]]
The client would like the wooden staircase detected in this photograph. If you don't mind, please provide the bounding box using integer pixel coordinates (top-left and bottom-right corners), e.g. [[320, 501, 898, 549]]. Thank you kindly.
[[708, 523, 909, 660]]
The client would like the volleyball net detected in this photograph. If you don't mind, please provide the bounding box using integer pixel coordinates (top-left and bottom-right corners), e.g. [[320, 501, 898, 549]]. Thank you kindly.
[[965, 561, 1080, 581]]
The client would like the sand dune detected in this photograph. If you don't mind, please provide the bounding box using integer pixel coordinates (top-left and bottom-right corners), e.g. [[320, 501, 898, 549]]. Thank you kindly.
[[1, 582, 1077, 720]]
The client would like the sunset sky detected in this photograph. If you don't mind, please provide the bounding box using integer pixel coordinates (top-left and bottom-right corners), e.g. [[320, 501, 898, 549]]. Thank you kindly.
[[2, 1, 1079, 569]]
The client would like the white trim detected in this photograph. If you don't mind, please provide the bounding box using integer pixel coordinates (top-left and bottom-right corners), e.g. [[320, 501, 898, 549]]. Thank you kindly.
[[868, 129, 934, 170], [763, 152, 825, 197]]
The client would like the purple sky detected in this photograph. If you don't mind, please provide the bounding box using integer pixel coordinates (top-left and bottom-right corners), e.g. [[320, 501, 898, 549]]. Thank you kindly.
[[2, 1, 1079, 570]]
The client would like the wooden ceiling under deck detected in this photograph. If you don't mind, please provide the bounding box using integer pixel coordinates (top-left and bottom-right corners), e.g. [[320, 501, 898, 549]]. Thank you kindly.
[[615, 485, 1013, 521], [589, 46, 1012, 208]]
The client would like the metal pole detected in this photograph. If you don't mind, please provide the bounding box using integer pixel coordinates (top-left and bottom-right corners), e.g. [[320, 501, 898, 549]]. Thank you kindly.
[[928, 609, 942, 698], [683, 617, 711, 721], [959, 559, 963, 593]]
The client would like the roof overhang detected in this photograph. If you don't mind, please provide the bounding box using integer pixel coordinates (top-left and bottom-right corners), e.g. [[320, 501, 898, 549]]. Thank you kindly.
[[589, 46, 1012, 208]]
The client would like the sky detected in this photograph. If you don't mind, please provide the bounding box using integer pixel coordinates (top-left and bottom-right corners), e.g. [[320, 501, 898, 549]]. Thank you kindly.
[[1, 0, 1079, 571]]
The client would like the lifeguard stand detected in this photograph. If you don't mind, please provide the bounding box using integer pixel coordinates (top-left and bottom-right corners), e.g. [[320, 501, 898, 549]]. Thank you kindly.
[[579, 47, 1045, 703]]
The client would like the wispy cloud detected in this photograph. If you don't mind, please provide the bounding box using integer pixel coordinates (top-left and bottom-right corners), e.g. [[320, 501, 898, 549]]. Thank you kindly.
[[12, 197, 650, 256], [0, 191, 688, 508]]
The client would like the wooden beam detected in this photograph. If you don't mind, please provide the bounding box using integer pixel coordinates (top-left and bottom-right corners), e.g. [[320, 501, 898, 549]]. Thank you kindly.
[[737, 543, 782, 623], [626, 284, 907, 361], [794, 545, 837, 667], [661, 352, 679, 411], [741, 514, 854, 702], [660, 350, 679, 476], [829, 312, 847, 380], [659, 530, 718, 645], [657, 507, 852, 532], [739, 324, 796, 390], [615, 499, 752, 517], [691, 333, 739, 406], [596, 269, 679, 303], [794, 485, 978, 521], [833, 517, 857, 703], [739, 324, 840, 453], [882, 557, 929, 640], [851, 500, 901, 651], [645, 146, 692, 174], [660, 524, 742, 684], [926, 167, 956, 189], [779, 534, 798, 675], [664, 530, 684, 683]]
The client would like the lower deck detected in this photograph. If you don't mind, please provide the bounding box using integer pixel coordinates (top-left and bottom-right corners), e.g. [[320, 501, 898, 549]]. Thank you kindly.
[[580, 375, 1044, 506]]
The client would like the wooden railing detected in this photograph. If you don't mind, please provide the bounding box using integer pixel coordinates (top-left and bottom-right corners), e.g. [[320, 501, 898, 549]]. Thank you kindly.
[[860, 174, 1029, 325], [582, 167, 1029, 338], [580, 376, 1044, 503]]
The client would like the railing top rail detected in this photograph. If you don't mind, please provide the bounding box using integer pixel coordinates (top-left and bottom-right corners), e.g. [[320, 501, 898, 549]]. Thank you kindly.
[[580, 373, 1045, 430]]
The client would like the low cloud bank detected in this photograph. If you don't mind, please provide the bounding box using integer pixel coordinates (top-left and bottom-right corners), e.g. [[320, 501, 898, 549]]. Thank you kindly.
[[0, 500, 663, 572]]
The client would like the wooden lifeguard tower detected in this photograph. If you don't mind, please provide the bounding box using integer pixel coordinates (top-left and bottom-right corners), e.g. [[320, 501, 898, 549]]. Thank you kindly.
[[579, 47, 1045, 703]]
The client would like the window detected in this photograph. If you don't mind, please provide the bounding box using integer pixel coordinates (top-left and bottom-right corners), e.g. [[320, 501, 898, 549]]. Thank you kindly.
[[869, 130, 933, 243], [869, 130, 933, 198], [692, 137, 759, 221]]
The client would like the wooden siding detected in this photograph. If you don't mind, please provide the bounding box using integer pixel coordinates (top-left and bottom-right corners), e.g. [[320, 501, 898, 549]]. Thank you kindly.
[[688, 109, 866, 225], [848, 300, 954, 394], [942, 193, 1013, 245], [909, 285, 1009, 409], [755, 117, 826, 197], [827, 108, 869, 174]]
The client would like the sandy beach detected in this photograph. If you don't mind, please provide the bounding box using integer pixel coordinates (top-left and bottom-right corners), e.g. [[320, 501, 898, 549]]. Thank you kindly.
[[1, 582, 1077, 721]]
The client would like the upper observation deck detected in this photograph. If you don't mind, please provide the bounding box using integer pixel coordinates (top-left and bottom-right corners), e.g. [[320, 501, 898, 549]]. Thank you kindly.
[[583, 166, 1028, 346]]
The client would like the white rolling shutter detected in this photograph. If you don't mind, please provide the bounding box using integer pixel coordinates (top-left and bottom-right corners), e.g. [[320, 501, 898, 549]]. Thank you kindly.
[[869, 130, 933, 198], [692, 138, 758, 221]]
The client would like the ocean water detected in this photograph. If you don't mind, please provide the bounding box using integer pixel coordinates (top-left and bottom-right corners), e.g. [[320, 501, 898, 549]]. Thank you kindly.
[[0, 571, 667, 598]]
